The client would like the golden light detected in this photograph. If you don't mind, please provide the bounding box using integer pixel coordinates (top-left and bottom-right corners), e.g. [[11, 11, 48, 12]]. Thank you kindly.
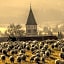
[[0, 27, 7, 33]]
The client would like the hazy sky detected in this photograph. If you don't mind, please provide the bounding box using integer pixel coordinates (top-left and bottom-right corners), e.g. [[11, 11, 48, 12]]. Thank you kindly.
[[0, 0, 64, 28]]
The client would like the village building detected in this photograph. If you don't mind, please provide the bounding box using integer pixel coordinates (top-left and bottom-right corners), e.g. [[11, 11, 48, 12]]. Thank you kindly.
[[26, 5, 37, 36]]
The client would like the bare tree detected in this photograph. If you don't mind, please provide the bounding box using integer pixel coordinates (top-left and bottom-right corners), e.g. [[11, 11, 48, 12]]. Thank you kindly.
[[4, 24, 25, 37]]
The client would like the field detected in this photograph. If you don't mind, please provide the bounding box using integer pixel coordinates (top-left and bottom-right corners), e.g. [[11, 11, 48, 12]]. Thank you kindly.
[[0, 39, 64, 64]]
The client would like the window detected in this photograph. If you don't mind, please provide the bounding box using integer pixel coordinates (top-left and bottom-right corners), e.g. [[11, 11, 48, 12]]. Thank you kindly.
[[33, 29, 37, 32], [28, 30, 31, 33]]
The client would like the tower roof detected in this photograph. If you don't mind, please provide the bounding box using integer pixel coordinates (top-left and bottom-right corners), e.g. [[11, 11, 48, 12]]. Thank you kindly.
[[26, 5, 37, 25]]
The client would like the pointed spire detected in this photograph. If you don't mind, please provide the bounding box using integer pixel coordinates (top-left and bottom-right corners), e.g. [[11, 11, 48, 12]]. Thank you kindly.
[[30, 3, 32, 12], [30, 3, 31, 9], [30, 1, 31, 8], [30, 3, 31, 11], [26, 4, 37, 25]]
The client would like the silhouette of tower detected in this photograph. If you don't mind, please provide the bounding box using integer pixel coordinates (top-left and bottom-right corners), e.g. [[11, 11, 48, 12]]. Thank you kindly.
[[58, 31, 63, 39], [26, 4, 37, 36]]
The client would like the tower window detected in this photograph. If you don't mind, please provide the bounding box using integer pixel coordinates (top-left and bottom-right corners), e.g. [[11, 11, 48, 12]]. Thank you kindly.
[[28, 30, 31, 33], [33, 29, 37, 32]]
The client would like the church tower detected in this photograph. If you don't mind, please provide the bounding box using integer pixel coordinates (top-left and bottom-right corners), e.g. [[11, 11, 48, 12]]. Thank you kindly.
[[26, 5, 37, 36]]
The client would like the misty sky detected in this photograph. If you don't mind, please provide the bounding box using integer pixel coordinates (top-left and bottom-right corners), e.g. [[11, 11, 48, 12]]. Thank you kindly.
[[0, 0, 64, 28]]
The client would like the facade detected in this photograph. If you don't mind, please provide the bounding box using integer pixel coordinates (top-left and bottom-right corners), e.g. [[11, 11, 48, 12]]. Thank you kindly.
[[26, 6, 37, 36]]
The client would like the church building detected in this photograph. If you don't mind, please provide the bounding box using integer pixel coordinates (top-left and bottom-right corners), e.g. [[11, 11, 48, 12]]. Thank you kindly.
[[26, 6, 37, 36]]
